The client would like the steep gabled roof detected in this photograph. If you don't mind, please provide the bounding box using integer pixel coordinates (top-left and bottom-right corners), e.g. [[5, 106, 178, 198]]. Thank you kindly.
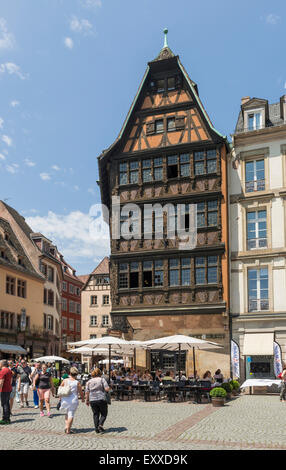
[[92, 256, 109, 275]]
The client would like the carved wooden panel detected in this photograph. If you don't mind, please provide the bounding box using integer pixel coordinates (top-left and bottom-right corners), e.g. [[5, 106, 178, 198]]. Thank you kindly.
[[196, 290, 208, 303]]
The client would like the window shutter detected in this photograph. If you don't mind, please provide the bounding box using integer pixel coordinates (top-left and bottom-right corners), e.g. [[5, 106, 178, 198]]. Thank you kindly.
[[146, 121, 155, 135], [51, 315, 54, 332], [43, 313, 47, 329]]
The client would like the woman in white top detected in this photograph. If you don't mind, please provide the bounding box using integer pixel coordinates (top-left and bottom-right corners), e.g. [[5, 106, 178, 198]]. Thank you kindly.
[[59, 367, 84, 434]]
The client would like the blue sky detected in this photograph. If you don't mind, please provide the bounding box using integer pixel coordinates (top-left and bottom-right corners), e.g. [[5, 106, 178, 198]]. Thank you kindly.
[[0, 0, 285, 274]]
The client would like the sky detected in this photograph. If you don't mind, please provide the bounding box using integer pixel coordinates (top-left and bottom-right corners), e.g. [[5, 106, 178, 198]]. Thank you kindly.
[[0, 0, 285, 274]]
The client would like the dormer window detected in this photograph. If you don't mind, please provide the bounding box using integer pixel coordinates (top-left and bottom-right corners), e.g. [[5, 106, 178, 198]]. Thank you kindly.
[[248, 112, 262, 131]]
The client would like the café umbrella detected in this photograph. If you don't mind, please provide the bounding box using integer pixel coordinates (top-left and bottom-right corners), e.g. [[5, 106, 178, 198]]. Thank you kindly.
[[142, 335, 222, 378], [33, 355, 70, 364], [69, 336, 131, 380]]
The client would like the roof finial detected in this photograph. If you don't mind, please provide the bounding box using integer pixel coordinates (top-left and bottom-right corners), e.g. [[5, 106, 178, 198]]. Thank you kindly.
[[163, 28, 168, 48]]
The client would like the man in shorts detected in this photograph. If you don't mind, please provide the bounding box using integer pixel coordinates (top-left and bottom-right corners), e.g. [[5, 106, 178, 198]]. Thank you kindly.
[[0, 359, 13, 424], [17, 360, 32, 408]]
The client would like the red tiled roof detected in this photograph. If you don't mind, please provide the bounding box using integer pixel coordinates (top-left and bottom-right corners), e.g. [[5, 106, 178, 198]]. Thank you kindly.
[[78, 274, 90, 285], [92, 256, 109, 275]]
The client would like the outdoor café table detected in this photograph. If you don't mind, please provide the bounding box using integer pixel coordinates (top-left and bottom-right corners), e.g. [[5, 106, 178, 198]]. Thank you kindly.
[[137, 382, 152, 401], [160, 382, 177, 402]]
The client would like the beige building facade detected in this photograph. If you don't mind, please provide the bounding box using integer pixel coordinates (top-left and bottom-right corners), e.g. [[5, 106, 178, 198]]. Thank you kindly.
[[79, 257, 111, 368], [229, 95, 286, 382]]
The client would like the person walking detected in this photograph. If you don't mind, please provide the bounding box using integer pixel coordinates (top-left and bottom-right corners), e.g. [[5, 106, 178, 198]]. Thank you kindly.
[[33, 363, 55, 417], [280, 366, 286, 402], [8, 360, 18, 415], [17, 359, 32, 408], [31, 362, 42, 409], [0, 359, 13, 425], [85, 368, 110, 434], [59, 367, 84, 434]]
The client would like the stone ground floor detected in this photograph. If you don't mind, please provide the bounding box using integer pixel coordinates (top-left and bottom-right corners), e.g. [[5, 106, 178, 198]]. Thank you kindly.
[[1, 394, 286, 450]]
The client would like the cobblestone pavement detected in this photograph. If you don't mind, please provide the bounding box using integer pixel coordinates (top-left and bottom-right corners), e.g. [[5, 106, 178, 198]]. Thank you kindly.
[[1, 394, 286, 450]]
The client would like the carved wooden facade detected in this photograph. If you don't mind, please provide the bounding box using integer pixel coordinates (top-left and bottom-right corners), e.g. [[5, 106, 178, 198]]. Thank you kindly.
[[98, 45, 230, 366]]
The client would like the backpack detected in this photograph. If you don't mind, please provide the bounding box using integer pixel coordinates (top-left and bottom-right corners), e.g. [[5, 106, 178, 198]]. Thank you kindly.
[[277, 372, 283, 379]]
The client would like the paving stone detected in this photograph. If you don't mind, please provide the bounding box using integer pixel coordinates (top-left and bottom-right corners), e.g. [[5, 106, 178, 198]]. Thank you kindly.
[[1, 394, 286, 450]]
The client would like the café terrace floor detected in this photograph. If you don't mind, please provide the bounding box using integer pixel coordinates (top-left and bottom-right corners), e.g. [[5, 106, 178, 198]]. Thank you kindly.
[[1, 393, 286, 450]]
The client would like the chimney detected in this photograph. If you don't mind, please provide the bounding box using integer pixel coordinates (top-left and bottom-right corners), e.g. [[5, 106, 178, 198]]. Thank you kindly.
[[280, 95, 286, 122], [241, 96, 251, 106]]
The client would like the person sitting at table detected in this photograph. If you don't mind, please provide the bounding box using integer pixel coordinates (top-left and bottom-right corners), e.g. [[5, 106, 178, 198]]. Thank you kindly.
[[142, 370, 153, 381], [175, 373, 187, 381], [213, 369, 224, 383], [130, 369, 138, 382], [162, 371, 174, 382], [202, 370, 213, 382], [154, 370, 163, 382]]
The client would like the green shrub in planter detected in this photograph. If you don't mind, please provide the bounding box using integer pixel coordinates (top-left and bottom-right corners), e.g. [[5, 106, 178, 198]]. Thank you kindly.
[[52, 378, 60, 388], [210, 387, 227, 398], [230, 380, 240, 390], [220, 382, 233, 394]]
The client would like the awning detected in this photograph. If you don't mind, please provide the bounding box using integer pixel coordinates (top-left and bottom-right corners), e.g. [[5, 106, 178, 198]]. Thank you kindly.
[[0, 343, 27, 354], [242, 333, 274, 356]]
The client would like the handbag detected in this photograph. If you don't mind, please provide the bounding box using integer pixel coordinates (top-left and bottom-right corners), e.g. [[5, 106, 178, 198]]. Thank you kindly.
[[58, 380, 72, 397], [101, 378, 111, 405]]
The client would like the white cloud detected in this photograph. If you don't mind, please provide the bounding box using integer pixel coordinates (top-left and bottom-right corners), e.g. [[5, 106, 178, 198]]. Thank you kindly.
[[26, 209, 110, 266], [10, 100, 20, 107], [6, 163, 19, 174], [266, 14, 281, 25], [0, 153, 6, 160], [24, 158, 36, 167], [51, 165, 60, 171], [88, 187, 96, 195], [70, 16, 93, 35], [74, 185, 80, 191], [0, 117, 4, 129], [80, 0, 102, 9], [40, 172, 51, 181], [0, 62, 28, 80], [2, 134, 12, 146], [64, 37, 74, 49], [0, 18, 15, 50]]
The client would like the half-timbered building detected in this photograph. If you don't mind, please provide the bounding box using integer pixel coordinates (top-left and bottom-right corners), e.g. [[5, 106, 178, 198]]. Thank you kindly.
[[98, 33, 230, 376]]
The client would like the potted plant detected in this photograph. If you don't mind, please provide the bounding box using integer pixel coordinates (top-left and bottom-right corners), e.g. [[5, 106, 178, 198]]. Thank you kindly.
[[209, 387, 227, 406], [52, 378, 60, 397], [230, 380, 240, 396], [220, 382, 233, 400]]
